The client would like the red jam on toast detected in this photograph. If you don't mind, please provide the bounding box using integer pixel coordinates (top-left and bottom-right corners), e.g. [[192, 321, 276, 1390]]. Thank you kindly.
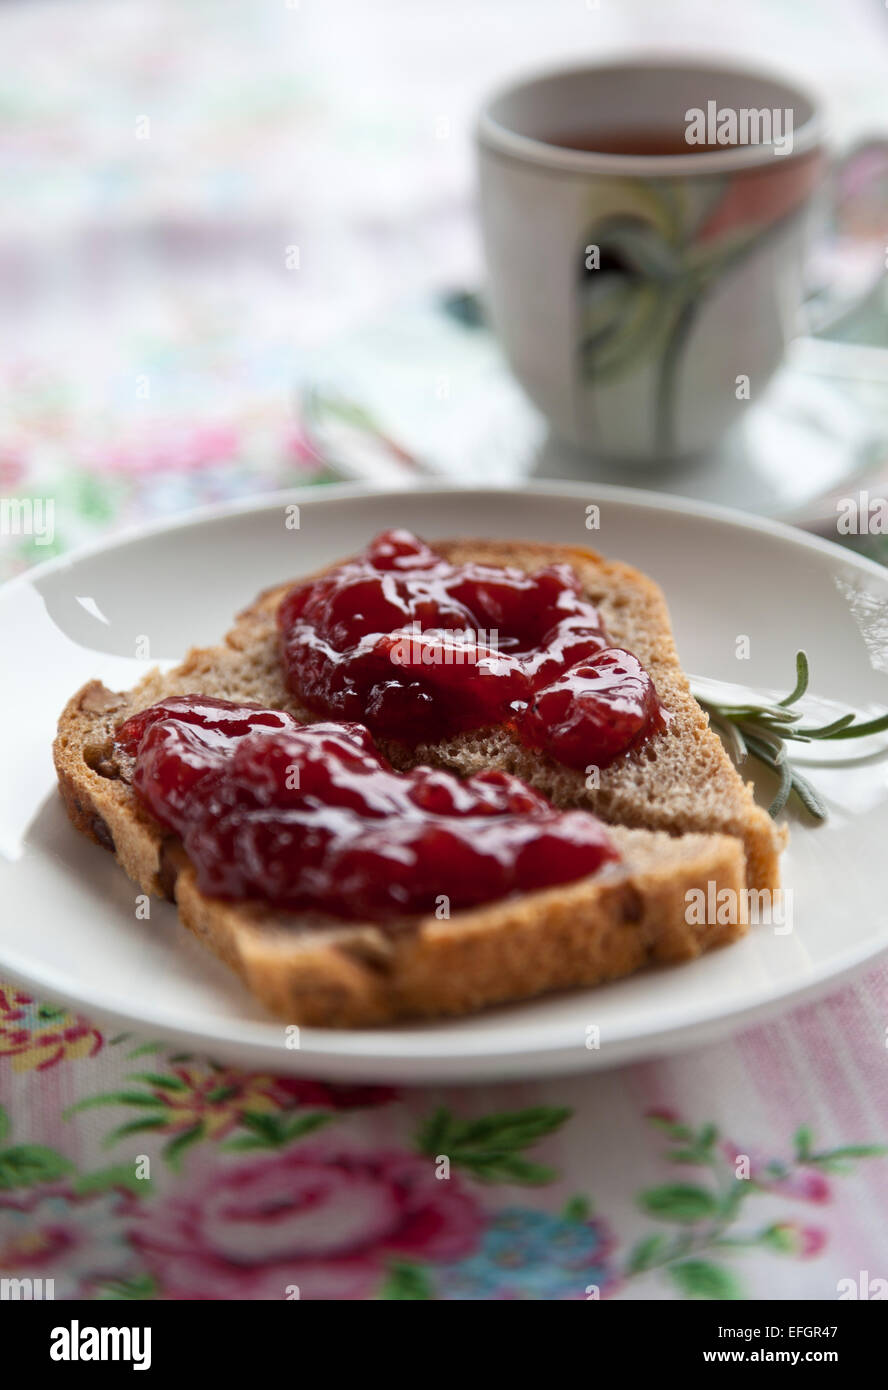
[[277, 529, 668, 770], [116, 696, 620, 921]]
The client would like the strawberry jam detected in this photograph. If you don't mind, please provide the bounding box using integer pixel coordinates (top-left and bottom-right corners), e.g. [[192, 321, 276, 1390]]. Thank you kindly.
[[115, 696, 619, 920], [277, 529, 668, 770]]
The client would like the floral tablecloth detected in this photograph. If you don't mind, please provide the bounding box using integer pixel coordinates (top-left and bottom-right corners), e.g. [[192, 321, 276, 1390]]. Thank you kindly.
[[3, 0, 888, 1301], [2, 989, 888, 1301]]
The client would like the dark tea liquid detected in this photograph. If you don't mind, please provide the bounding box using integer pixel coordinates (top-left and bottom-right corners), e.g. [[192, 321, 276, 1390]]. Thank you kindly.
[[547, 128, 723, 156]]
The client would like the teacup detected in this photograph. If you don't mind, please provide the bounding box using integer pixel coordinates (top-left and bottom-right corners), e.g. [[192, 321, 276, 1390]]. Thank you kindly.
[[477, 60, 827, 463]]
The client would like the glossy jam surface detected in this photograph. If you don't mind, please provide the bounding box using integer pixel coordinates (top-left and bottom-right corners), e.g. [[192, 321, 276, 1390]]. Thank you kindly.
[[115, 696, 620, 920], [277, 529, 668, 770]]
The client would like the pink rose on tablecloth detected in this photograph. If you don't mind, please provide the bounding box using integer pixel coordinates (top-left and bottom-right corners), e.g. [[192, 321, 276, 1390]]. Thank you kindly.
[[129, 1146, 482, 1300], [95, 424, 241, 475]]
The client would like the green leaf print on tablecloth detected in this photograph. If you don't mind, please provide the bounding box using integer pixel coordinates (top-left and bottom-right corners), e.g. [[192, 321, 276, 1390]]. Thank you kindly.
[[2, 1040, 886, 1297]]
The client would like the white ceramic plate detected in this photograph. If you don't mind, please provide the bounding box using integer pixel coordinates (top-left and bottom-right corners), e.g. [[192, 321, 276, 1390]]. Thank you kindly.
[[3, 483, 888, 1082]]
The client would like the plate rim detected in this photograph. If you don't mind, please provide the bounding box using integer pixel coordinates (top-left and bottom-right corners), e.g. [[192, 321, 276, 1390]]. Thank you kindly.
[[8, 475, 888, 601], [0, 947, 878, 1084]]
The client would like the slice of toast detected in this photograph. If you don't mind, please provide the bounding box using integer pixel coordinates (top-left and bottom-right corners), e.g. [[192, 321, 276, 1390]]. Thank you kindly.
[[52, 536, 773, 1027], [80, 537, 781, 887], [55, 680, 747, 1026]]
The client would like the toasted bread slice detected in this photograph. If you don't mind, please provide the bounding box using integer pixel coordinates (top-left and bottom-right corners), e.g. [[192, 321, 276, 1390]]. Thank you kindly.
[[80, 538, 782, 888], [419, 542, 786, 890], [55, 681, 747, 1026]]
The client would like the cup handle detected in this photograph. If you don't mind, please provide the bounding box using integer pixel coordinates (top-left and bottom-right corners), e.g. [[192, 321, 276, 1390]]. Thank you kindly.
[[804, 138, 888, 335]]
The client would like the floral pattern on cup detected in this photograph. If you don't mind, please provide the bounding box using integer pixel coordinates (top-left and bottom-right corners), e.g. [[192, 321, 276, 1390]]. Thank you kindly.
[[576, 154, 823, 456]]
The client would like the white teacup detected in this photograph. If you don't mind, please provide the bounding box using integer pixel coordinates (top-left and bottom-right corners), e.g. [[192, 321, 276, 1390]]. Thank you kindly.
[[477, 60, 827, 463]]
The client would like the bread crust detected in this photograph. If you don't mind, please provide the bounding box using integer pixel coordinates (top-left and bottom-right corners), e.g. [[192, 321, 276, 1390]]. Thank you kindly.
[[55, 679, 747, 1025], [52, 537, 774, 1026]]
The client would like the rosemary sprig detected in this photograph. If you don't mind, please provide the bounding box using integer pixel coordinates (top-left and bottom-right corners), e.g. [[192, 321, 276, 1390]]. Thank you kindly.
[[691, 651, 888, 822]]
